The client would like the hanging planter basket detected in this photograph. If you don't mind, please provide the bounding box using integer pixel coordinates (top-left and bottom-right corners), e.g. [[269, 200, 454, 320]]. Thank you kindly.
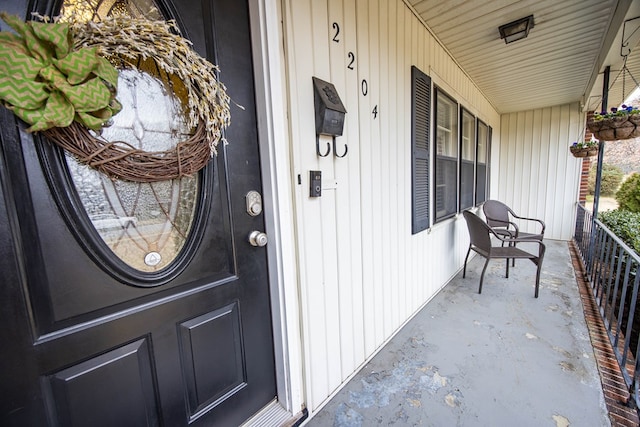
[[569, 146, 598, 158], [586, 110, 640, 142]]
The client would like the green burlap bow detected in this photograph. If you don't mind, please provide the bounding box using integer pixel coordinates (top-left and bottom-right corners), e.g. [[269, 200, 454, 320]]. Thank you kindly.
[[0, 13, 121, 132]]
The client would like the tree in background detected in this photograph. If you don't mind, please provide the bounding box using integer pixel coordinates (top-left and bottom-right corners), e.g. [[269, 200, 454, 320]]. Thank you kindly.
[[616, 173, 640, 212], [589, 163, 624, 196]]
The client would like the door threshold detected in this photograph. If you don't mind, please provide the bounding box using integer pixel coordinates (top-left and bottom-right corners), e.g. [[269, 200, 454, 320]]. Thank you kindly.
[[241, 399, 307, 427]]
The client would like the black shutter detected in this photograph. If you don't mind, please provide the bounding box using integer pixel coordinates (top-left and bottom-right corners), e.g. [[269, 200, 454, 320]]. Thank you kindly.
[[411, 66, 431, 234]]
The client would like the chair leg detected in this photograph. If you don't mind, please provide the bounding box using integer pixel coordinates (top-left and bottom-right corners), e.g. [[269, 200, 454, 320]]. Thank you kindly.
[[505, 256, 510, 278], [478, 258, 489, 294], [510, 241, 516, 267], [501, 239, 515, 267], [463, 246, 472, 278], [534, 244, 545, 298], [534, 262, 542, 298]]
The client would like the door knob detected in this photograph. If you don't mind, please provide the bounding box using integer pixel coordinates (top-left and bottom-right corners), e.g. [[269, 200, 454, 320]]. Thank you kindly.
[[248, 230, 268, 247]]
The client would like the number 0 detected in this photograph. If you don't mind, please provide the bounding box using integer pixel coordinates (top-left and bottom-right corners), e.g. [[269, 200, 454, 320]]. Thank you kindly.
[[361, 79, 368, 96]]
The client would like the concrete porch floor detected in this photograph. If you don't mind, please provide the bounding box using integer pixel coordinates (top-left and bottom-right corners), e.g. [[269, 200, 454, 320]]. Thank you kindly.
[[304, 240, 612, 427]]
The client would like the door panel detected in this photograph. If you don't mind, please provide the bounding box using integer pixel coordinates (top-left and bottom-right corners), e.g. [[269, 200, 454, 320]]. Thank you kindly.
[[44, 338, 159, 427], [179, 302, 246, 419], [0, 1, 276, 426]]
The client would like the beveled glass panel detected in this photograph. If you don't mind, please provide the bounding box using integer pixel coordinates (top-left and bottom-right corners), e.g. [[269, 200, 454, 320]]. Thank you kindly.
[[60, 0, 161, 21], [62, 0, 200, 273]]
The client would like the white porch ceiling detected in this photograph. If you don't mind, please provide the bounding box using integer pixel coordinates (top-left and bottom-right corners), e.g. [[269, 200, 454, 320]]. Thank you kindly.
[[406, 0, 640, 114]]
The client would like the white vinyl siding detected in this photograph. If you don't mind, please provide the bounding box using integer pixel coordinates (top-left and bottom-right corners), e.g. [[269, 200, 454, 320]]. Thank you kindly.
[[497, 103, 583, 239], [281, 0, 500, 412]]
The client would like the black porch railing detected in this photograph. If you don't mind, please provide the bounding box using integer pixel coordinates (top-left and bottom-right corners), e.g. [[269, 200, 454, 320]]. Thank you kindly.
[[574, 203, 640, 412]]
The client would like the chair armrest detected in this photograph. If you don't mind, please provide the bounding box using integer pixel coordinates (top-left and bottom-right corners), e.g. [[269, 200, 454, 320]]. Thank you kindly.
[[494, 221, 520, 236], [484, 213, 519, 232], [510, 213, 546, 234], [524, 217, 545, 234], [490, 231, 544, 246], [493, 228, 516, 238], [496, 234, 546, 257]]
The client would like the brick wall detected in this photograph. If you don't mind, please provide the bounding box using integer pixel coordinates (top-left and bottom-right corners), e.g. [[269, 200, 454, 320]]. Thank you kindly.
[[579, 158, 591, 205], [578, 112, 594, 205]]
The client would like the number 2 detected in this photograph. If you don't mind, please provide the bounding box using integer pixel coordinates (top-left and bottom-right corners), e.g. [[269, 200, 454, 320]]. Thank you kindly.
[[347, 52, 355, 70], [332, 23, 340, 42]]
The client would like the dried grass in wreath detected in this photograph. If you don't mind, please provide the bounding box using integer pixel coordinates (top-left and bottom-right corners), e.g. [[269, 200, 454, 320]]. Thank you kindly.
[[44, 14, 231, 182], [45, 121, 210, 182]]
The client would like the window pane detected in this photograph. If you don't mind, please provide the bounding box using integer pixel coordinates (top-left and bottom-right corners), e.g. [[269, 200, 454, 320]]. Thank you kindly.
[[460, 108, 475, 210], [461, 109, 475, 161], [434, 88, 458, 221], [435, 158, 457, 218], [436, 95, 457, 157], [477, 122, 487, 164], [476, 121, 489, 205], [476, 165, 487, 203]]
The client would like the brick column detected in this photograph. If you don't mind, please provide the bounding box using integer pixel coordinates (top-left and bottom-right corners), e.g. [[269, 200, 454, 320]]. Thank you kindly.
[[578, 158, 591, 206], [577, 112, 594, 206]]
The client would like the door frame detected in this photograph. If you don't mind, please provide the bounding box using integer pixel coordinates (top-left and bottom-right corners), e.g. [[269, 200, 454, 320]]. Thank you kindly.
[[247, 0, 306, 419]]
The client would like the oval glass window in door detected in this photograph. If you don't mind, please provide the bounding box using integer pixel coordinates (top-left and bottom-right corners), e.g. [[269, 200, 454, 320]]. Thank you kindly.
[[62, 0, 200, 273]]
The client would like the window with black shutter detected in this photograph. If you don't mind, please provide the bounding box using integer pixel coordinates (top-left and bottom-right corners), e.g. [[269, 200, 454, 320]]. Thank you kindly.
[[411, 66, 431, 234]]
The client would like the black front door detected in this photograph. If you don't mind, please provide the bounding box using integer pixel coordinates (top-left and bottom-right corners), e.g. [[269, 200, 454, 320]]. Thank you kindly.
[[0, 1, 276, 426]]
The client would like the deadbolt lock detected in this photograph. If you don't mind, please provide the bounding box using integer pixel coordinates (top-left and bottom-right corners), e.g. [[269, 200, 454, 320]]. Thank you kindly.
[[245, 191, 263, 216]]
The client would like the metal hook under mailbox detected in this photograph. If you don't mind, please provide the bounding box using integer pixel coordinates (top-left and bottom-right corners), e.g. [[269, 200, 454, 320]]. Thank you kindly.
[[316, 135, 331, 157], [333, 136, 348, 158]]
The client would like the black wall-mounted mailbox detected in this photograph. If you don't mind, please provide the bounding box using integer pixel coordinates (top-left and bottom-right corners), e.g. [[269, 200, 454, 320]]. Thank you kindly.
[[313, 77, 347, 136]]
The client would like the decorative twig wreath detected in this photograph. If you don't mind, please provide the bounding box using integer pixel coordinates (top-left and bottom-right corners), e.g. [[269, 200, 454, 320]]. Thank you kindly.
[[0, 13, 231, 182]]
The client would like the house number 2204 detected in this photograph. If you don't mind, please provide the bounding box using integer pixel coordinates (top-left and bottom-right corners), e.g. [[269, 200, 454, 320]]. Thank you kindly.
[[331, 22, 378, 120]]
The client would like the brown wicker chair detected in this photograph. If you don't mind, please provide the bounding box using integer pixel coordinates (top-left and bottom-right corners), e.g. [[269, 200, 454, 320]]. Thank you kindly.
[[482, 200, 545, 241], [483, 200, 545, 267], [462, 210, 546, 297]]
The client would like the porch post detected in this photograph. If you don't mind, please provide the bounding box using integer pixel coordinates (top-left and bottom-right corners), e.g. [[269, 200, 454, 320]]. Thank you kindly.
[[601, 65, 610, 113], [592, 141, 605, 220], [593, 65, 610, 220]]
